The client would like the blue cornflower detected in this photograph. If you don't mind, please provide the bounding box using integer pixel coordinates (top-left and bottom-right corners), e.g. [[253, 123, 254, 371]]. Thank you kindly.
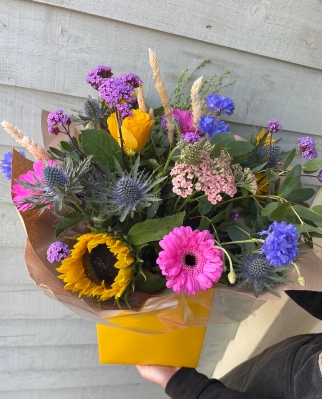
[[0, 150, 25, 180], [198, 115, 229, 138], [206, 93, 235, 116], [259, 221, 300, 266]]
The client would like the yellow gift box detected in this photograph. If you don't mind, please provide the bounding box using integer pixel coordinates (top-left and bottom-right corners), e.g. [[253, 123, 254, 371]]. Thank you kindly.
[[97, 290, 213, 366]]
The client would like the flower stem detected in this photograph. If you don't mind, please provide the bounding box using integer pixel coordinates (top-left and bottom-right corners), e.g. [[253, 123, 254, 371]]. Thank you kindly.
[[115, 109, 130, 172]]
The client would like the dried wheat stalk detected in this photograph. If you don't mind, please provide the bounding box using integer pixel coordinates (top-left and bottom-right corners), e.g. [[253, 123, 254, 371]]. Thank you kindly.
[[191, 76, 203, 130], [137, 85, 147, 113]]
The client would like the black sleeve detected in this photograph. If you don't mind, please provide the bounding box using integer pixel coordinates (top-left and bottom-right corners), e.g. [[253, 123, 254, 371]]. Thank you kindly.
[[286, 290, 322, 320], [165, 368, 269, 399]]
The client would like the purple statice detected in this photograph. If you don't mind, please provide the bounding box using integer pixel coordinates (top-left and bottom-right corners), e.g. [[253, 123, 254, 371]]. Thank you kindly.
[[206, 94, 235, 116], [47, 241, 71, 263], [47, 109, 72, 135], [259, 221, 300, 266], [0, 150, 25, 180], [180, 132, 202, 144], [161, 115, 180, 130], [98, 77, 135, 118], [198, 115, 229, 138], [86, 65, 113, 90], [230, 211, 238, 221], [318, 169, 322, 183], [297, 137, 318, 160], [266, 119, 282, 133], [120, 73, 142, 88]]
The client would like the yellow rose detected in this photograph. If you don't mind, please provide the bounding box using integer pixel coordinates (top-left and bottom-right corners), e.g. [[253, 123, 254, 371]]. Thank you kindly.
[[107, 109, 153, 153]]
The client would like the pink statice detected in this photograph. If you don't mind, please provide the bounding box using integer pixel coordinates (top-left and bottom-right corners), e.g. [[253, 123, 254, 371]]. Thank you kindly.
[[170, 151, 237, 205], [12, 160, 56, 211], [156, 226, 224, 295]]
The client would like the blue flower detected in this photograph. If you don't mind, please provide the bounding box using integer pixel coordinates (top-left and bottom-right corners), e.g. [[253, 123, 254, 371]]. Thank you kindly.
[[198, 115, 229, 138], [206, 94, 235, 116], [258, 143, 281, 168], [259, 221, 300, 266], [0, 151, 25, 180]]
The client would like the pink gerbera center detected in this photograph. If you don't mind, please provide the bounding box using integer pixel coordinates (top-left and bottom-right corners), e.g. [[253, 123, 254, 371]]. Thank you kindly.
[[156, 226, 224, 296]]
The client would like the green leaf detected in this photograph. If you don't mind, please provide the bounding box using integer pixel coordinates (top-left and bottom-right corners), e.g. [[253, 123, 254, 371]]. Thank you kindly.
[[55, 214, 84, 237], [227, 223, 251, 242], [199, 218, 210, 231], [251, 162, 269, 173], [283, 148, 296, 170], [279, 164, 302, 198], [81, 129, 122, 170], [284, 188, 315, 203], [210, 132, 235, 146], [49, 147, 65, 157], [128, 212, 186, 246], [153, 106, 165, 118], [211, 209, 227, 223], [268, 202, 291, 221], [261, 202, 279, 216], [225, 141, 254, 156], [303, 159, 322, 173], [146, 202, 159, 219], [60, 141, 72, 152], [146, 159, 161, 170], [293, 224, 322, 234], [292, 205, 322, 224], [198, 196, 212, 215], [134, 271, 166, 293], [311, 205, 322, 217], [212, 142, 222, 158]]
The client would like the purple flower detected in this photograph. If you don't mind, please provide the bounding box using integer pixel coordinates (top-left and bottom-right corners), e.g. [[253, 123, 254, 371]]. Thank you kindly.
[[86, 65, 113, 90], [98, 77, 135, 118], [180, 132, 202, 144], [230, 212, 238, 221], [161, 115, 180, 130], [47, 109, 72, 134], [47, 241, 71, 263], [120, 73, 142, 88], [266, 119, 282, 133], [1, 151, 25, 180], [259, 221, 300, 266], [297, 137, 318, 160], [318, 169, 322, 183], [198, 115, 229, 138], [206, 94, 235, 116]]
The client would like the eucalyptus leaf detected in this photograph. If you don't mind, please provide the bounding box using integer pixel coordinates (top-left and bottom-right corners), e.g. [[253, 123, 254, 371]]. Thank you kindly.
[[268, 202, 291, 222], [198, 196, 212, 215], [128, 212, 186, 246], [212, 142, 222, 158], [283, 148, 296, 170], [134, 272, 166, 293], [284, 188, 315, 203], [227, 223, 252, 242], [225, 141, 253, 156], [303, 159, 322, 173], [210, 132, 235, 146], [279, 164, 302, 198], [82, 129, 122, 170], [199, 218, 210, 231], [211, 209, 227, 223], [261, 202, 279, 216], [292, 205, 322, 224]]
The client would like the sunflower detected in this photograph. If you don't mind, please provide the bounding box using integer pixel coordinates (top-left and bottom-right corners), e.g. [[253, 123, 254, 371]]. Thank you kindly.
[[256, 128, 276, 147], [255, 172, 269, 195], [56, 233, 134, 301]]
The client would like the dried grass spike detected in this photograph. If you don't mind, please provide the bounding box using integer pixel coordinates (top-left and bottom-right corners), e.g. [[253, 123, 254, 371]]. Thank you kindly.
[[137, 85, 147, 113], [149, 49, 174, 145], [191, 76, 203, 130], [149, 107, 154, 120], [1, 120, 50, 161]]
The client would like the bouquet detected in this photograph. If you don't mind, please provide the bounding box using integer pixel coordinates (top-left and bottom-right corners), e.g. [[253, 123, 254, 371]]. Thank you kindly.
[[2, 49, 322, 326]]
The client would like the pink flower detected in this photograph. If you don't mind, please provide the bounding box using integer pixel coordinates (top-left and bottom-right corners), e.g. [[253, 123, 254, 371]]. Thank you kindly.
[[12, 160, 56, 211], [156, 226, 224, 295]]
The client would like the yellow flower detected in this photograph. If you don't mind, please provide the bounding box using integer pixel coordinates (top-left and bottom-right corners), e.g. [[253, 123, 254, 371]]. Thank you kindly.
[[107, 109, 153, 154], [256, 128, 275, 147], [255, 172, 269, 195], [56, 233, 134, 301]]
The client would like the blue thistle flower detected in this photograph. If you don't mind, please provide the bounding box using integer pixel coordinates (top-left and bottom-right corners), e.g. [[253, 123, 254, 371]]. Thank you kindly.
[[234, 251, 292, 297], [258, 143, 282, 168], [106, 157, 166, 222], [259, 221, 300, 266], [42, 164, 68, 193], [84, 98, 101, 118], [1, 151, 25, 180]]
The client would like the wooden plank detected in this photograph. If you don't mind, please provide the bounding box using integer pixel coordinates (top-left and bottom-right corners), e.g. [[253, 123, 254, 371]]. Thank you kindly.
[[1, 3, 322, 135], [29, 0, 322, 70], [0, 285, 79, 320], [0, 319, 97, 347], [0, 367, 156, 391], [0, 247, 32, 285], [0, 203, 26, 247], [0, 383, 167, 399]]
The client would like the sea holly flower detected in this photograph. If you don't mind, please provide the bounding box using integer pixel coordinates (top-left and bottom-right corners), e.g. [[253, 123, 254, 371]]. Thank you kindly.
[[297, 137, 318, 160], [47, 242, 71, 263], [259, 221, 300, 266], [266, 119, 282, 133], [258, 143, 282, 168], [156, 226, 224, 295], [0, 150, 25, 180], [107, 109, 153, 154], [86, 65, 113, 90], [206, 93, 235, 116], [198, 115, 229, 138]]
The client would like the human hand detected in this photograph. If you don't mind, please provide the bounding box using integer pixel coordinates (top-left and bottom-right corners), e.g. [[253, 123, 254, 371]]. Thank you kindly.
[[136, 365, 180, 387]]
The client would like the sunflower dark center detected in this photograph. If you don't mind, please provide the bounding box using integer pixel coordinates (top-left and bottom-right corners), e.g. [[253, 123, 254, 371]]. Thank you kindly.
[[184, 253, 197, 267], [83, 244, 118, 286]]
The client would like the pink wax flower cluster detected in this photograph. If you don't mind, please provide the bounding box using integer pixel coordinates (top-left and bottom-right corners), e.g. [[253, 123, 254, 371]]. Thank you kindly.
[[170, 151, 237, 205], [156, 226, 224, 295]]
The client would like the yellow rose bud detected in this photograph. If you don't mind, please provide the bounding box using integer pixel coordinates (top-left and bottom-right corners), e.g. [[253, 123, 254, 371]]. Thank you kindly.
[[107, 109, 153, 153]]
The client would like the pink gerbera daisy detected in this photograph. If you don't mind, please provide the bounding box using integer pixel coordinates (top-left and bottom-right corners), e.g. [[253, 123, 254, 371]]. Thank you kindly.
[[12, 160, 56, 211], [156, 226, 224, 295]]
